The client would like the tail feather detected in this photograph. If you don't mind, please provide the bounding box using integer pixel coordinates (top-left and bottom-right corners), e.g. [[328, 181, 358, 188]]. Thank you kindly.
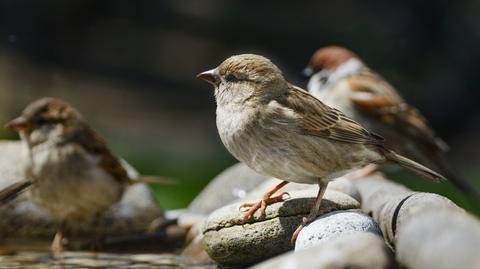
[[0, 180, 33, 203], [130, 176, 176, 185], [383, 150, 446, 182]]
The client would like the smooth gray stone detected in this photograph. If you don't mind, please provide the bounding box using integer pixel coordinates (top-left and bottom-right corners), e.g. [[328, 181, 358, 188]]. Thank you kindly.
[[202, 189, 360, 266], [328, 177, 361, 202], [351, 174, 464, 244], [396, 210, 480, 269], [295, 211, 382, 251], [352, 173, 411, 219], [379, 191, 461, 243], [186, 174, 360, 248], [252, 233, 396, 269], [352, 173, 480, 269], [0, 251, 217, 268], [0, 140, 163, 239], [188, 163, 269, 215]]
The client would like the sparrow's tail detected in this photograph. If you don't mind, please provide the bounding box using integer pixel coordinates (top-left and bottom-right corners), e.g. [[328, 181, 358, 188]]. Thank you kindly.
[[0, 180, 33, 203], [129, 176, 176, 185], [383, 149, 446, 182]]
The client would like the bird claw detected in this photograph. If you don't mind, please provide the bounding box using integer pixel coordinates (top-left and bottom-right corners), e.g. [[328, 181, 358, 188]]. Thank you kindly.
[[291, 216, 315, 244], [239, 192, 290, 223], [239, 203, 255, 210], [278, 192, 290, 200], [348, 164, 379, 179]]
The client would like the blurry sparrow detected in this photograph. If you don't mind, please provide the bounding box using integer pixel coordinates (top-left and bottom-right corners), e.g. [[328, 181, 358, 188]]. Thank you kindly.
[[304, 46, 480, 200], [2, 97, 171, 253], [197, 54, 444, 242]]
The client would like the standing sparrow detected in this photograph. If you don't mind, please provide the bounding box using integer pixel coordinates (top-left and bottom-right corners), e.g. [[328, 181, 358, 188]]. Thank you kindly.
[[304, 46, 480, 200], [197, 54, 444, 242], [1, 97, 171, 253]]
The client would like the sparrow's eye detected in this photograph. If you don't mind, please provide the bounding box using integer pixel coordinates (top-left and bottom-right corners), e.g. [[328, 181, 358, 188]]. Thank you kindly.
[[35, 118, 48, 126], [39, 106, 49, 113], [320, 76, 328, 84], [225, 74, 238, 83], [35, 117, 62, 126]]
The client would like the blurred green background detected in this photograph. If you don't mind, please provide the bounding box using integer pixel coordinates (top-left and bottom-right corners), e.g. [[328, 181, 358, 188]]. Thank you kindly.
[[0, 0, 479, 214]]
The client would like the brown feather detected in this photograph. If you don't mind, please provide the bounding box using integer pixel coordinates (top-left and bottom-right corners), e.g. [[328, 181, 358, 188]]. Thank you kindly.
[[66, 125, 131, 185], [346, 71, 448, 151], [279, 85, 384, 146]]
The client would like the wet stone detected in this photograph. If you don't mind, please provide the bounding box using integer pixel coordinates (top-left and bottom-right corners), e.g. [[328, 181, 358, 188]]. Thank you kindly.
[[252, 233, 395, 269], [59, 257, 130, 267], [202, 189, 360, 266], [0, 251, 217, 269]]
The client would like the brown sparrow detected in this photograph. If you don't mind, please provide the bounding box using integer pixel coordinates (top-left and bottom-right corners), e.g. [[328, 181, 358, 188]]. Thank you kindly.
[[304, 46, 480, 200], [1, 97, 171, 253], [197, 54, 444, 242]]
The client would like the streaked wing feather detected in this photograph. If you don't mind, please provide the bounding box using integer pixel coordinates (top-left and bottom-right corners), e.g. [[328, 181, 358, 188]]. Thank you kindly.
[[69, 125, 131, 184], [346, 72, 449, 151], [280, 85, 383, 145]]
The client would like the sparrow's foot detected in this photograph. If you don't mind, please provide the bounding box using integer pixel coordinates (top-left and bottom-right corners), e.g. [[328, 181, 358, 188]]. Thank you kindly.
[[51, 231, 68, 256], [291, 180, 329, 244], [349, 164, 379, 179], [291, 215, 315, 244], [240, 192, 289, 223]]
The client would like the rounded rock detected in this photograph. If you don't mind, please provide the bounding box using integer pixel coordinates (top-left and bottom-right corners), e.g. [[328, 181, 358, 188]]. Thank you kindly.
[[202, 189, 360, 266], [328, 177, 361, 202], [252, 233, 395, 269], [295, 211, 382, 251], [396, 210, 480, 269]]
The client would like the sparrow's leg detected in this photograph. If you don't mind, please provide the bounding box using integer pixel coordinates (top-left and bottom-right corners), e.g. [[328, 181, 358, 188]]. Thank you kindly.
[[291, 180, 328, 244], [51, 220, 68, 255], [91, 212, 105, 251], [240, 180, 289, 223]]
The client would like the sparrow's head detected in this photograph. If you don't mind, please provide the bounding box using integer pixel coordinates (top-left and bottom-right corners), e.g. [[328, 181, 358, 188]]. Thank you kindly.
[[6, 97, 84, 146], [303, 46, 359, 76], [303, 46, 365, 96], [197, 54, 288, 103]]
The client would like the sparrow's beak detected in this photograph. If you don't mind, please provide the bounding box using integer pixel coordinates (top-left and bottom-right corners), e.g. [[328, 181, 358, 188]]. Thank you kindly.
[[196, 69, 220, 87], [5, 116, 31, 133], [302, 67, 315, 78]]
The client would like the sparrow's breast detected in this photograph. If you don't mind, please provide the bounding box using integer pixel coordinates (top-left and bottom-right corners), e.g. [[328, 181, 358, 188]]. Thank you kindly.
[[216, 102, 320, 182], [27, 143, 124, 221]]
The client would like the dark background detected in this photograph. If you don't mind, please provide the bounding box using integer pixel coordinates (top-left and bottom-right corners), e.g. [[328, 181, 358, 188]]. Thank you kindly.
[[0, 0, 479, 211]]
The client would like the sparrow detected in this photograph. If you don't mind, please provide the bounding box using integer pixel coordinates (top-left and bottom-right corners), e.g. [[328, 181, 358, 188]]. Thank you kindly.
[[303, 46, 480, 201], [197, 54, 444, 242], [1, 97, 172, 253]]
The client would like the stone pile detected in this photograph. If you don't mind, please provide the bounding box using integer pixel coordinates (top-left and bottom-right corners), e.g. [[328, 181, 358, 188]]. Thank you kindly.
[[182, 163, 480, 269]]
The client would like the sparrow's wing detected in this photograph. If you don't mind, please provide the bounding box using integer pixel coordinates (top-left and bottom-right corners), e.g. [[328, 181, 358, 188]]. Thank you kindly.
[[69, 125, 131, 184], [281, 85, 444, 182], [345, 70, 449, 151], [278, 84, 384, 146]]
